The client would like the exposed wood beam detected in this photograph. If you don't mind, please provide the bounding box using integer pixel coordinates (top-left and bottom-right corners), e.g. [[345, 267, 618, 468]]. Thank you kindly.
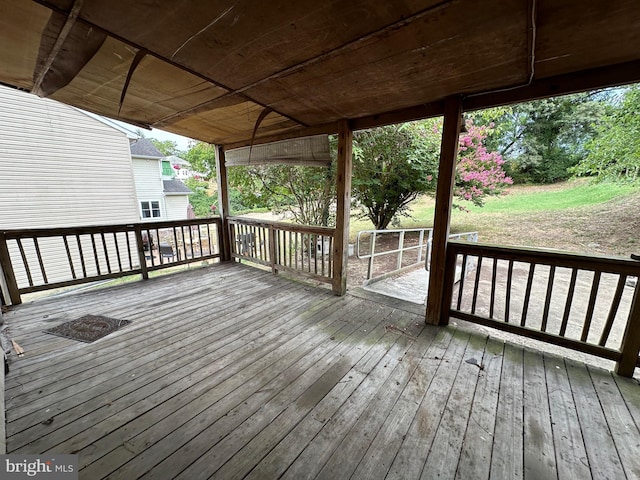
[[463, 60, 640, 112], [31, 0, 305, 128], [32, 0, 84, 94], [223, 123, 339, 150], [332, 119, 353, 296], [426, 95, 462, 326]]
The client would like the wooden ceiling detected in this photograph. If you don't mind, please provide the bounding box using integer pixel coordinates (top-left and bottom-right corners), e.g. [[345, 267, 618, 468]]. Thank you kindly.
[[1, 0, 639, 147]]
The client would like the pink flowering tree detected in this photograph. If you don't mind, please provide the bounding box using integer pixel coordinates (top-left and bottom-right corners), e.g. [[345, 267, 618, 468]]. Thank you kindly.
[[352, 118, 512, 229], [454, 119, 512, 208]]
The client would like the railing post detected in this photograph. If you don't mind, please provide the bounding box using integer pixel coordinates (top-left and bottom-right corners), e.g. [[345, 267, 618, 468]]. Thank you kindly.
[[215, 145, 233, 262], [426, 95, 462, 325], [367, 232, 376, 281], [397, 230, 405, 270], [332, 119, 353, 295], [616, 282, 640, 377], [133, 225, 149, 280], [0, 232, 21, 305]]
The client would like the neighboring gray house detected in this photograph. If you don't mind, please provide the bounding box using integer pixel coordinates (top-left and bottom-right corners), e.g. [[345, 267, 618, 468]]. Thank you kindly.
[[129, 139, 192, 222], [0, 85, 141, 288]]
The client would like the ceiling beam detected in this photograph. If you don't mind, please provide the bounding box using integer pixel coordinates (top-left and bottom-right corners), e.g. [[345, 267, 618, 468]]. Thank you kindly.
[[462, 60, 640, 112], [223, 59, 640, 149]]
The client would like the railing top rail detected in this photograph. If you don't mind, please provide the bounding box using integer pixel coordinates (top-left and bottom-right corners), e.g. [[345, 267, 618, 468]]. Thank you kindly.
[[228, 216, 335, 236], [1, 217, 222, 238], [357, 227, 434, 236], [448, 240, 640, 275]]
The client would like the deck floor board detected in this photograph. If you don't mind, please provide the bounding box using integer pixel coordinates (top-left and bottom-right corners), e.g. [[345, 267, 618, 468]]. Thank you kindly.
[[2, 263, 638, 479]]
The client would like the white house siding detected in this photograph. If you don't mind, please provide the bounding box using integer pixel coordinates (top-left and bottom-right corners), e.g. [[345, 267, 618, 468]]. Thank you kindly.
[[164, 195, 189, 221], [132, 158, 165, 221], [0, 86, 140, 290]]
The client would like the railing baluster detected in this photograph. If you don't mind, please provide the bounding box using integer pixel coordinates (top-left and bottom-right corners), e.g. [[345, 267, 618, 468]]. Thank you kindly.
[[489, 257, 497, 319], [113, 232, 122, 272], [456, 253, 467, 311], [505, 260, 513, 323], [16, 239, 33, 287], [126, 230, 133, 270], [599, 274, 627, 346], [520, 263, 536, 327], [90, 234, 101, 275], [32, 238, 48, 284], [471, 256, 483, 315], [541, 265, 556, 332], [100, 232, 111, 274], [63, 235, 76, 280], [559, 269, 578, 337], [581, 271, 601, 342], [76, 234, 87, 278]]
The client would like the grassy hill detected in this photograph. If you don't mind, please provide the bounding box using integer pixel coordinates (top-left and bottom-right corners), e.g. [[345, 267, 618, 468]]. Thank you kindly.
[[350, 180, 640, 258]]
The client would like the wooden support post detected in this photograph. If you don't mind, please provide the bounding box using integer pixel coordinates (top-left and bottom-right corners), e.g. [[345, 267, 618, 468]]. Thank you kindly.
[[616, 283, 640, 377], [0, 232, 21, 305], [332, 119, 353, 295], [133, 225, 149, 280], [425, 96, 463, 325], [215, 145, 232, 262]]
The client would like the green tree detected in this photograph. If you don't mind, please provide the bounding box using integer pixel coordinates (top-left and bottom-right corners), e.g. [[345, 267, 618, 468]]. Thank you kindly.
[[184, 177, 217, 217], [228, 164, 335, 225], [352, 119, 511, 229], [473, 93, 604, 183], [184, 141, 217, 179], [352, 122, 440, 229], [571, 86, 640, 182]]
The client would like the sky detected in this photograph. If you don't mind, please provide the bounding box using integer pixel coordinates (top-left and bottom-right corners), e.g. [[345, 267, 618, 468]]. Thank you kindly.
[[110, 118, 195, 152]]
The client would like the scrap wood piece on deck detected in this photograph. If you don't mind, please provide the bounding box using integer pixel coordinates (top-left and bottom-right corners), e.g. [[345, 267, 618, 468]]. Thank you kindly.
[[11, 339, 24, 357]]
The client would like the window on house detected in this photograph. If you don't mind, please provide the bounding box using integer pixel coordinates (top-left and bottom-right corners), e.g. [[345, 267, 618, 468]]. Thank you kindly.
[[141, 201, 161, 218]]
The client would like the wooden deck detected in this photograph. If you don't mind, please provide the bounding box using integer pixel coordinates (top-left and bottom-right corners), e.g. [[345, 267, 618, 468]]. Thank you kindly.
[[2, 263, 640, 480]]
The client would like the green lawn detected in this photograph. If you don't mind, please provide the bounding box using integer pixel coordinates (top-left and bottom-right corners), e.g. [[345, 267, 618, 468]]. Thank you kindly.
[[349, 180, 640, 256]]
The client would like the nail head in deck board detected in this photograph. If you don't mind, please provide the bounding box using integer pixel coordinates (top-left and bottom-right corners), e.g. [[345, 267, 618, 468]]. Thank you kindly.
[[489, 343, 524, 480], [565, 359, 626, 480], [543, 355, 591, 480]]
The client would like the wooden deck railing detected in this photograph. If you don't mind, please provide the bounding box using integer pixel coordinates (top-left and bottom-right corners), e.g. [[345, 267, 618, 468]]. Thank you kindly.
[[442, 241, 640, 377], [228, 217, 334, 284], [0, 218, 222, 304]]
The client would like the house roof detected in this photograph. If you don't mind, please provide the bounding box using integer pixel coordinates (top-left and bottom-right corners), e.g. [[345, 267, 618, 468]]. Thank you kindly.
[[0, 0, 638, 147], [163, 179, 192, 195], [130, 138, 164, 158]]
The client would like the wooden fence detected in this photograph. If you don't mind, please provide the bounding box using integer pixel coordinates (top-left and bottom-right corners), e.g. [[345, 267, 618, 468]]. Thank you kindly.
[[228, 217, 335, 284], [442, 241, 640, 377], [0, 218, 222, 304]]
